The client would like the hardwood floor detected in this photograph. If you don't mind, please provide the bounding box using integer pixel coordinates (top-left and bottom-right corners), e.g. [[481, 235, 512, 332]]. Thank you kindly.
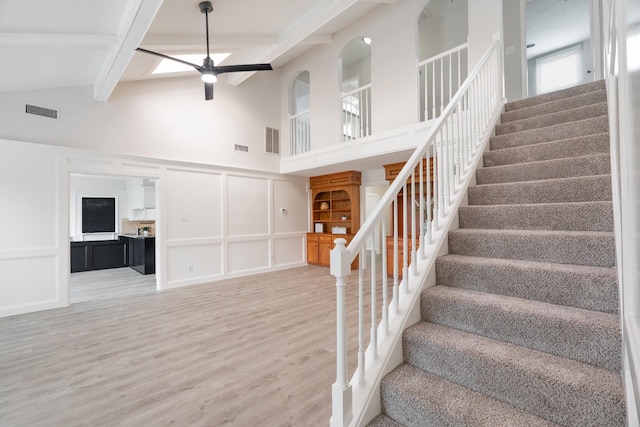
[[71, 267, 156, 303], [0, 264, 385, 426]]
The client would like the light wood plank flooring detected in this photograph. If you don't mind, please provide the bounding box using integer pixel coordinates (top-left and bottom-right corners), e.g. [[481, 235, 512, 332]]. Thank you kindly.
[[0, 264, 385, 426], [71, 267, 157, 303]]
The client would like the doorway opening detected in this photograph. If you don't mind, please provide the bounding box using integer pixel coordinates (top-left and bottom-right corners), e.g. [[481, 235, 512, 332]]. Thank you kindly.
[[525, 0, 595, 96], [69, 174, 160, 303]]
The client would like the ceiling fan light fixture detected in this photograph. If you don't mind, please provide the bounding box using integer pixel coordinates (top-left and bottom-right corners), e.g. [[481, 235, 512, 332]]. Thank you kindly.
[[201, 72, 217, 83], [135, 1, 272, 100]]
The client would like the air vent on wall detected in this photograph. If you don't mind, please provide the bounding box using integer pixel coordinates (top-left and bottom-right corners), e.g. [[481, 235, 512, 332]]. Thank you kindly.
[[25, 103, 59, 119], [265, 127, 280, 154], [234, 144, 249, 153]]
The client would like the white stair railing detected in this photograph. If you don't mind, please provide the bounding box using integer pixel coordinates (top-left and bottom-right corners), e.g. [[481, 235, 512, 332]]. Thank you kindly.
[[289, 109, 311, 155], [330, 38, 504, 427], [418, 42, 469, 122], [341, 84, 372, 142]]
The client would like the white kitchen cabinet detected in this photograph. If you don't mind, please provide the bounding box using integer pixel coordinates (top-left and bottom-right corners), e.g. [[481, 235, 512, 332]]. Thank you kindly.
[[128, 186, 156, 210], [128, 186, 156, 220]]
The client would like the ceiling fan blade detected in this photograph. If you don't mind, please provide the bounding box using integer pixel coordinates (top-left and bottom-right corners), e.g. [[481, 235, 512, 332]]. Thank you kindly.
[[213, 64, 273, 75], [135, 48, 203, 71], [204, 82, 214, 100]]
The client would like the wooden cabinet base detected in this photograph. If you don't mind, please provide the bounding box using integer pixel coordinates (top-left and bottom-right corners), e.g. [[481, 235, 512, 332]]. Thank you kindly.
[[306, 233, 358, 270]]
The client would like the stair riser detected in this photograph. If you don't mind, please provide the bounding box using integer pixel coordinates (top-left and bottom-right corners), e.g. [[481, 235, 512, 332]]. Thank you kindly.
[[496, 103, 608, 136], [468, 175, 612, 205], [459, 202, 614, 232], [448, 230, 616, 267], [483, 133, 610, 167], [435, 256, 619, 313], [504, 80, 605, 112], [403, 329, 625, 426], [477, 154, 611, 184], [501, 90, 607, 123], [421, 287, 621, 371], [490, 116, 609, 151]]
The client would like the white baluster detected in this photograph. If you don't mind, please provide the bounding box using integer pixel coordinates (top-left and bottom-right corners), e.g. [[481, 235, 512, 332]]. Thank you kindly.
[[370, 235, 377, 358], [410, 172, 417, 278], [392, 198, 399, 315], [402, 182, 408, 293], [358, 247, 365, 386], [329, 238, 352, 427], [381, 216, 389, 336], [419, 157, 425, 260]]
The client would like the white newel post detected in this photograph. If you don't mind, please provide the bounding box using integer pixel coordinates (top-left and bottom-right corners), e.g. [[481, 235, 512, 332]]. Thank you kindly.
[[330, 238, 352, 427]]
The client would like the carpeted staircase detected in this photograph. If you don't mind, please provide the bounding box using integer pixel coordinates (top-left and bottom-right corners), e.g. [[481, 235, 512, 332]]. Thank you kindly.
[[368, 80, 626, 426]]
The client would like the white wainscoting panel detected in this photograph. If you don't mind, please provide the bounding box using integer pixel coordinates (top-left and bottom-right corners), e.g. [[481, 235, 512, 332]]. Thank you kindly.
[[166, 169, 222, 240], [273, 179, 308, 234], [273, 236, 306, 266], [166, 243, 222, 285], [0, 255, 60, 316], [227, 239, 270, 273], [227, 175, 269, 236]]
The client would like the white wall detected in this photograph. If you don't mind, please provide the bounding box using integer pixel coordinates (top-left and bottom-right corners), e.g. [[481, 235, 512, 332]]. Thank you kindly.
[[502, 0, 527, 101], [418, 3, 468, 60], [0, 71, 282, 173], [0, 139, 308, 317], [468, 0, 503, 69], [69, 175, 130, 240]]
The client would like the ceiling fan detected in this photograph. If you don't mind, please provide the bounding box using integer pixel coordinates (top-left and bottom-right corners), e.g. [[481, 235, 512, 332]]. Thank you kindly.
[[136, 1, 273, 100]]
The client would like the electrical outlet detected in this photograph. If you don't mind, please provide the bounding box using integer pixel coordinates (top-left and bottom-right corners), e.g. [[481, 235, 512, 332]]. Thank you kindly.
[[180, 214, 189, 222], [505, 45, 516, 55], [188, 264, 194, 272]]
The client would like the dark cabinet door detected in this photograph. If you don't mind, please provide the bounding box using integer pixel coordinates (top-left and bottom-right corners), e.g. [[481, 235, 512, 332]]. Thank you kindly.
[[70, 240, 127, 272], [131, 238, 155, 275], [70, 245, 89, 273]]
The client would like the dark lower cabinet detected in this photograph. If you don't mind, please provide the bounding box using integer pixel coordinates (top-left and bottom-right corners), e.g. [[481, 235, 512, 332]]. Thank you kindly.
[[70, 240, 128, 272], [127, 237, 155, 275], [70, 237, 155, 275]]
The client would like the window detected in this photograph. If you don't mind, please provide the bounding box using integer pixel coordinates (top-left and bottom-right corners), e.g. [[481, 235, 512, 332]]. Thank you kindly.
[[536, 46, 582, 94]]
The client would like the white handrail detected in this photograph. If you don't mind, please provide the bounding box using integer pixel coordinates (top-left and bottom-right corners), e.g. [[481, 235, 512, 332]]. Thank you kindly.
[[417, 42, 469, 67], [330, 38, 504, 427]]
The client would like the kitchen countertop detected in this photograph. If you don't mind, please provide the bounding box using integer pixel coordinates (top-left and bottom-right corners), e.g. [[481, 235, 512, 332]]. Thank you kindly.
[[120, 234, 155, 239]]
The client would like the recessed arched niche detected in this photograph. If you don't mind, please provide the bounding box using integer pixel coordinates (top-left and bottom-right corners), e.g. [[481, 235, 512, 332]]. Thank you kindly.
[[289, 71, 311, 155], [339, 37, 372, 142], [417, 0, 469, 121]]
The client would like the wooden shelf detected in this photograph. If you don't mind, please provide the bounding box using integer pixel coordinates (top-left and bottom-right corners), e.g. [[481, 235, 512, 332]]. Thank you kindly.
[[307, 171, 361, 268]]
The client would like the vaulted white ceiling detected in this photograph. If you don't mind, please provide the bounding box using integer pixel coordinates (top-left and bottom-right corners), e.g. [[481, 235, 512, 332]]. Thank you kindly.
[[0, 0, 394, 102]]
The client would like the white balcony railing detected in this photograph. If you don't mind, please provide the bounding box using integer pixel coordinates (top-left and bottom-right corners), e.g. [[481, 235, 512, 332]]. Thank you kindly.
[[341, 84, 372, 142], [289, 109, 311, 155], [330, 38, 504, 427], [418, 42, 469, 122]]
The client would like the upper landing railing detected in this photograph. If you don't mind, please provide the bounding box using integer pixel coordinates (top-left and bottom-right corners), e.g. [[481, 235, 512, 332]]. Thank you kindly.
[[418, 42, 469, 122]]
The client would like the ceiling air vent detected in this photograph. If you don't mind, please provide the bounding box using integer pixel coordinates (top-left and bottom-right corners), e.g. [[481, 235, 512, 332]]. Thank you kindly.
[[234, 144, 249, 153], [25, 104, 59, 120]]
